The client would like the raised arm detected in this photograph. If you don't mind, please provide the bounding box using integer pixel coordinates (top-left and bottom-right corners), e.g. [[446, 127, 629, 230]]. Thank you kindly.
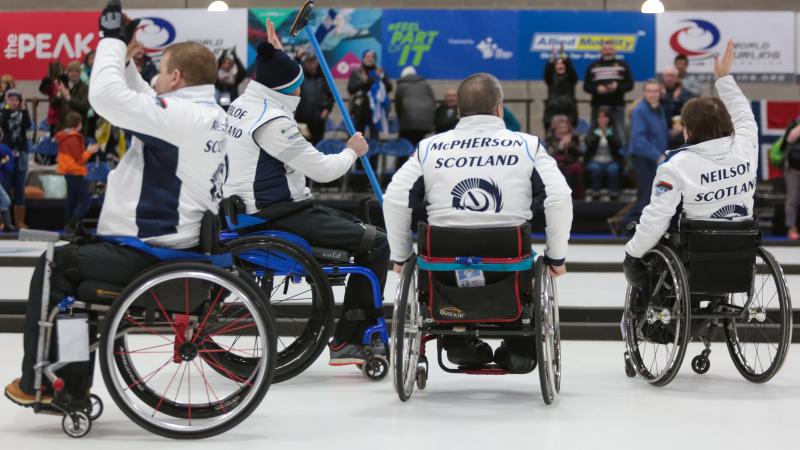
[[713, 40, 757, 154]]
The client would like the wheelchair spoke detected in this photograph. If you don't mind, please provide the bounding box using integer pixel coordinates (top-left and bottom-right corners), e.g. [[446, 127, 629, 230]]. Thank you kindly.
[[191, 287, 226, 344]]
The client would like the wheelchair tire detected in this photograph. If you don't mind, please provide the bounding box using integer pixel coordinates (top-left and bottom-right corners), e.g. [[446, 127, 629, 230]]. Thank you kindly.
[[99, 262, 277, 439], [723, 247, 793, 383], [391, 256, 423, 402], [219, 236, 334, 383], [534, 256, 560, 404], [623, 245, 691, 387]]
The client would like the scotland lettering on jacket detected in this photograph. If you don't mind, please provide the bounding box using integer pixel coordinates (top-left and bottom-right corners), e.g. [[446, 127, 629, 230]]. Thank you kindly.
[[694, 162, 755, 202]]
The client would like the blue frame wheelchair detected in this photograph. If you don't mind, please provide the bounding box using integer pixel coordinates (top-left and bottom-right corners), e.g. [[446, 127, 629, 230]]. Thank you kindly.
[[19, 221, 277, 439], [390, 224, 561, 403], [217, 209, 390, 382], [622, 218, 792, 386]]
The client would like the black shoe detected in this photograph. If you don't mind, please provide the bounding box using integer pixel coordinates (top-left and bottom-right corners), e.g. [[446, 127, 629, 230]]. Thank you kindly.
[[494, 341, 536, 373], [443, 337, 493, 368]]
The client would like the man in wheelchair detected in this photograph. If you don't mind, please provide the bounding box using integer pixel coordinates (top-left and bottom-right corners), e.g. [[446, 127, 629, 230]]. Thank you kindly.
[[221, 23, 390, 365], [5, 2, 230, 407], [623, 41, 757, 298], [384, 73, 573, 372]]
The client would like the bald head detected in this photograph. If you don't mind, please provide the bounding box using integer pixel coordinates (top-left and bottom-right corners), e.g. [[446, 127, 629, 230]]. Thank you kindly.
[[457, 73, 504, 118]]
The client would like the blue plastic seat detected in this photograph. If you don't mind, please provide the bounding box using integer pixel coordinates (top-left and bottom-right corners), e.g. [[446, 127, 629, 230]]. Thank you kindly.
[[32, 137, 58, 156], [86, 161, 112, 182], [380, 138, 415, 158], [316, 138, 347, 155]]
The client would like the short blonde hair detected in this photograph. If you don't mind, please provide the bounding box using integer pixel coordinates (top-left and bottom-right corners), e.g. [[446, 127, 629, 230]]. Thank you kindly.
[[164, 42, 218, 87]]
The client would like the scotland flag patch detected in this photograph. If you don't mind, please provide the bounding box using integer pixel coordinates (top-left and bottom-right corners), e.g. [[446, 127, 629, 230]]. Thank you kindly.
[[655, 181, 673, 197]]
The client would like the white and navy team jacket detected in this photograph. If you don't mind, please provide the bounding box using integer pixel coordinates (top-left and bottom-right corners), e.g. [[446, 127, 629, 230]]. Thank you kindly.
[[626, 76, 759, 258], [223, 80, 359, 214], [89, 38, 229, 249], [383, 115, 573, 265]]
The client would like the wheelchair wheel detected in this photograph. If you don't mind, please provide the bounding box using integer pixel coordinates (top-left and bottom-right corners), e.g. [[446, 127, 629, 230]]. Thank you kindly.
[[390, 256, 422, 401], [623, 245, 691, 387], [212, 237, 334, 383], [534, 257, 561, 404], [99, 262, 277, 439], [723, 247, 792, 383]]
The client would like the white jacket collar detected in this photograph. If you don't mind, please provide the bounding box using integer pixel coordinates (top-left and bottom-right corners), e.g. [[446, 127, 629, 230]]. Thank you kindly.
[[162, 84, 217, 104], [682, 136, 734, 157], [244, 80, 302, 113], [455, 115, 505, 130]]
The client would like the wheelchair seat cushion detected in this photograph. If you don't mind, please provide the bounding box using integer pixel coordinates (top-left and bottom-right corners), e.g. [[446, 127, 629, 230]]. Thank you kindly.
[[417, 223, 532, 323], [676, 219, 759, 294]]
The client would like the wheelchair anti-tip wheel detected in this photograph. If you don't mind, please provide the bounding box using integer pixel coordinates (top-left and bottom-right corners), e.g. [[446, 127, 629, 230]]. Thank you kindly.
[[212, 237, 334, 383], [99, 262, 277, 439], [723, 248, 792, 383], [391, 256, 423, 401], [623, 245, 691, 387], [534, 256, 561, 404], [61, 411, 91, 438]]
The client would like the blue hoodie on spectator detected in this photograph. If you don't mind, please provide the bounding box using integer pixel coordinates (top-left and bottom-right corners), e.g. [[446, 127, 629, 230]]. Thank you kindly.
[[630, 100, 669, 161]]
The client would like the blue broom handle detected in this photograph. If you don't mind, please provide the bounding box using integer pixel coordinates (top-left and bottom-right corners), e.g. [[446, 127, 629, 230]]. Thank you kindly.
[[303, 24, 384, 204]]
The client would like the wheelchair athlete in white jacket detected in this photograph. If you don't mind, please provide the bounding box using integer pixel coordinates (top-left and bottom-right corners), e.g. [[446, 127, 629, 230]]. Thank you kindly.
[[384, 73, 573, 372], [624, 40, 757, 284]]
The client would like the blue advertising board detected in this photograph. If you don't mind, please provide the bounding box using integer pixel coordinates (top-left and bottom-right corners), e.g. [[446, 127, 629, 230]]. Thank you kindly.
[[381, 9, 520, 80], [518, 11, 656, 81]]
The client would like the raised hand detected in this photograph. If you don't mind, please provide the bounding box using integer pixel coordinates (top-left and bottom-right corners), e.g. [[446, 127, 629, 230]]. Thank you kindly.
[[99, 1, 140, 44], [714, 39, 735, 79], [266, 19, 283, 50]]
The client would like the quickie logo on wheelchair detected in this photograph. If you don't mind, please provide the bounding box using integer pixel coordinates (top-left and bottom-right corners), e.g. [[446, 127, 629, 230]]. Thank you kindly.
[[439, 306, 466, 319], [451, 178, 504, 213]]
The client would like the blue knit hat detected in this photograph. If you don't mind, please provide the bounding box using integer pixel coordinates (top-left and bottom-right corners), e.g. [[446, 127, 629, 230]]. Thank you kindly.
[[255, 42, 304, 95]]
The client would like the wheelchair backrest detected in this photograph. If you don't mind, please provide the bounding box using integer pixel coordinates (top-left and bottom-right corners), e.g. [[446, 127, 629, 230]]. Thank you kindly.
[[417, 223, 533, 323], [675, 219, 759, 294]]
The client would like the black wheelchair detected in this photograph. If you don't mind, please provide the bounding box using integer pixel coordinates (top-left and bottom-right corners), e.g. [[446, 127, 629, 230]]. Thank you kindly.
[[390, 224, 561, 403], [622, 218, 792, 386], [19, 216, 277, 439]]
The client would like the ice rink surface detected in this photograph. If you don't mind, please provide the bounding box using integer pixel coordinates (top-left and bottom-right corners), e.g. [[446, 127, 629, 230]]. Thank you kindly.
[[0, 333, 797, 450]]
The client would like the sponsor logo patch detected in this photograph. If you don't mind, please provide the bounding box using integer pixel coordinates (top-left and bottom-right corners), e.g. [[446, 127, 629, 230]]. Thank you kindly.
[[439, 306, 466, 319], [655, 180, 673, 196]]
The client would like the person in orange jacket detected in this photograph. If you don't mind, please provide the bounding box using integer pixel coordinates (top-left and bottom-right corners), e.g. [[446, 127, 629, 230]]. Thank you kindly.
[[56, 111, 99, 233]]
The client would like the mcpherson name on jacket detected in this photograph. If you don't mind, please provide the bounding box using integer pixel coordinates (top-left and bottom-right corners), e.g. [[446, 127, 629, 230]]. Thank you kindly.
[[430, 137, 525, 152]]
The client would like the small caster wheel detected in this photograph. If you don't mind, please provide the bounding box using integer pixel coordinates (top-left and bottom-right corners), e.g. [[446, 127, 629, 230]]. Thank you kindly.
[[624, 352, 636, 378], [87, 394, 103, 421], [362, 356, 389, 381], [415, 366, 427, 390], [691, 355, 710, 374], [62, 411, 91, 438]]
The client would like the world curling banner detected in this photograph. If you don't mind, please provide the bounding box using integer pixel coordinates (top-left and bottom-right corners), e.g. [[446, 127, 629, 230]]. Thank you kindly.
[[656, 12, 796, 83], [248, 8, 383, 79], [518, 10, 656, 81]]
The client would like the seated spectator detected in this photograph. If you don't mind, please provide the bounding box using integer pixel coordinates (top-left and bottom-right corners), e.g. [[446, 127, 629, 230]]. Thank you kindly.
[[39, 61, 64, 133], [434, 88, 458, 133], [296, 54, 334, 145], [546, 115, 584, 199], [584, 107, 622, 201], [395, 66, 436, 147], [215, 47, 246, 110], [50, 61, 90, 133], [0, 132, 13, 232], [56, 112, 99, 233], [544, 45, 578, 129]]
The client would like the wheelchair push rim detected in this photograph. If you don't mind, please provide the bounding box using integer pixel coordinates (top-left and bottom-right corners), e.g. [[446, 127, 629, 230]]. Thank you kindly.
[[723, 247, 793, 383], [100, 264, 276, 438], [623, 245, 691, 387], [391, 256, 422, 401], [535, 257, 560, 404], [216, 237, 334, 383]]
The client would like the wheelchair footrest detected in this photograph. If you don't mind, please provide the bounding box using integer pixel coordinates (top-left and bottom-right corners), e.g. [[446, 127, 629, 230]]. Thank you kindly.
[[459, 365, 510, 375]]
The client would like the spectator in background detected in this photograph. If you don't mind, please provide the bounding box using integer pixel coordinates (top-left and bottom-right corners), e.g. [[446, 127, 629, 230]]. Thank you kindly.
[[503, 106, 521, 132], [544, 45, 578, 129], [780, 116, 800, 240], [395, 66, 436, 147], [51, 61, 90, 133], [56, 112, 99, 234], [215, 48, 247, 110], [1, 75, 16, 103], [620, 80, 669, 230], [584, 107, 622, 201], [661, 66, 695, 124], [39, 61, 64, 133], [434, 88, 459, 133], [674, 54, 702, 97], [584, 41, 634, 146], [132, 46, 158, 84], [296, 53, 334, 145], [546, 115, 584, 199], [80, 52, 98, 137], [0, 132, 13, 232], [0, 89, 31, 229], [348, 50, 392, 138]]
